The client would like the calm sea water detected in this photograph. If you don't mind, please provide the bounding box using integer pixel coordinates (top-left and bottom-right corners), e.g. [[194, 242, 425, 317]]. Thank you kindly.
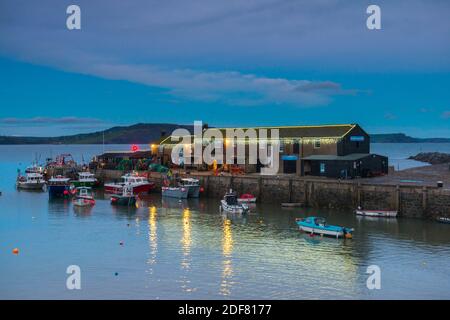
[[1, 144, 450, 299]]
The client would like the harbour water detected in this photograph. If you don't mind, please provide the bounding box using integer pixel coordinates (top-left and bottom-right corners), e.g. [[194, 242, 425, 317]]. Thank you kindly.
[[1, 144, 450, 299]]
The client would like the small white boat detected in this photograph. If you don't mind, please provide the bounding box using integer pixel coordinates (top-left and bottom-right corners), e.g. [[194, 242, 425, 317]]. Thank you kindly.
[[16, 173, 46, 190], [220, 190, 249, 214], [162, 186, 189, 199], [355, 207, 397, 218]]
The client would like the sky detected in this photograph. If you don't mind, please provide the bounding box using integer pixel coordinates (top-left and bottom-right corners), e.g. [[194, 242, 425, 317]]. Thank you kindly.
[[0, 0, 449, 137]]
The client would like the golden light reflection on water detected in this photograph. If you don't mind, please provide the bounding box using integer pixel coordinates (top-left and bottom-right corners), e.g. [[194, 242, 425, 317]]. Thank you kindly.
[[181, 208, 192, 268], [147, 206, 158, 270], [220, 218, 234, 296], [180, 208, 195, 292]]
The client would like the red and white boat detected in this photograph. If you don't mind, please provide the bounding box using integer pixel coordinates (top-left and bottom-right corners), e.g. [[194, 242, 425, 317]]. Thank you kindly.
[[104, 173, 155, 195], [237, 193, 257, 203]]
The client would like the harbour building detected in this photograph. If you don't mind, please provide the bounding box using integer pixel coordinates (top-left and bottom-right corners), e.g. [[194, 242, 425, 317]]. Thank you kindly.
[[156, 124, 388, 178]]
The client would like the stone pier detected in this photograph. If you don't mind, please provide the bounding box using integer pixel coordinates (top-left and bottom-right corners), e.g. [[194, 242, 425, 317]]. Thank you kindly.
[[95, 169, 450, 219]]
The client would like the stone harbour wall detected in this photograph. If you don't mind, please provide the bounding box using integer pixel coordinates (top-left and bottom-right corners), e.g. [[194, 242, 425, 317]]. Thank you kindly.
[[95, 169, 450, 219]]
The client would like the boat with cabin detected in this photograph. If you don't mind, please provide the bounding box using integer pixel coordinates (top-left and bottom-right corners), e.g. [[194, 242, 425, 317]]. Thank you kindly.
[[104, 173, 155, 195], [111, 185, 137, 206], [355, 207, 398, 218], [16, 173, 46, 191], [72, 187, 95, 207], [47, 176, 71, 198], [296, 216, 354, 239], [71, 172, 98, 188], [220, 190, 249, 214], [178, 178, 201, 198]]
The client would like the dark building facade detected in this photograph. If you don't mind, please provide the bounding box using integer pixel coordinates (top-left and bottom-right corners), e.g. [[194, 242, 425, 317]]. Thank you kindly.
[[157, 123, 388, 178]]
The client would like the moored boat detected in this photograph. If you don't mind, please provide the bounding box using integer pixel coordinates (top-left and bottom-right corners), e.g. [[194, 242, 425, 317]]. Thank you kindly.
[[16, 173, 46, 191], [47, 176, 71, 198], [161, 186, 189, 199], [72, 187, 95, 207], [220, 190, 249, 214], [237, 193, 257, 203], [111, 186, 137, 206], [355, 207, 398, 218], [296, 216, 354, 239], [104, 173, 154, 195], [179, 178, 201, 198], [71, 172, 98, 188], [436, 217, 450, 224]]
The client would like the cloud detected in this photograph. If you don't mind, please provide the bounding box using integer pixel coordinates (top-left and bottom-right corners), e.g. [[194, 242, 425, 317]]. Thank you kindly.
[[0, 117, 106, 125], [384, 112, 397, 120], [442, 111, 450, 119], [0, 1, 448, 111], [82, 63, 354, 106]]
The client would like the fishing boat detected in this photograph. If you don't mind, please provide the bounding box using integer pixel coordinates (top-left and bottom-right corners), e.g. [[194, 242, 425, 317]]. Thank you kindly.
[[71, 172, 98, 188], [16, 173, 46, 190], [355, 207, 398, 218], [237, 193, 257, 203], [436, 217, 450, 224], [47, 176, 71, 198], [111, 186, 137, 206], [161, 186, 189, 199], [72, 187, 95, 207], [104, 173, 155, 195], [179, 178, 201, 198], [220, 190, 249, 214], [296, 216, 354, 239]]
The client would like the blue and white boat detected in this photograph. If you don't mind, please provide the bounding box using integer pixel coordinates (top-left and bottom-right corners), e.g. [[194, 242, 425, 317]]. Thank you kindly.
[[47, 176, 71, 198], [296, 216, 354, 239]]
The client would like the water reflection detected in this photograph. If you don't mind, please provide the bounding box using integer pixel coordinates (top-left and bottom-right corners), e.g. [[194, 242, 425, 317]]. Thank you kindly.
[[180, 208, 195, 293], [73, 205, 93, 217], [47, 198, 71, 216], [147, 206, 158, 274], [220, 218, 234, 296]]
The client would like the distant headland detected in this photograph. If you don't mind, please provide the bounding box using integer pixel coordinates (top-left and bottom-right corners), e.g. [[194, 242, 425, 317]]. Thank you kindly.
[[0, 123, 449, 145]]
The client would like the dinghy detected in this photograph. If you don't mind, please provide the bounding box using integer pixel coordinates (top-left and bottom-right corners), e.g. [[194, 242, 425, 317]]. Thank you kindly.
[[355, 207, 397, 218], [296, 216, 354, 239], [436, 217, 450, 224]]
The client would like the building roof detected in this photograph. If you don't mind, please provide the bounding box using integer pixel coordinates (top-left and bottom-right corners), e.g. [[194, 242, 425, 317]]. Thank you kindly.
[[215, 124, 356, 139], [159, 124, 359, 145]]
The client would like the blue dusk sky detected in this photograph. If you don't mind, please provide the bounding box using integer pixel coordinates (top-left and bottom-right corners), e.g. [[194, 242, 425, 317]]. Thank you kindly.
[[0, 0, 449, 137]]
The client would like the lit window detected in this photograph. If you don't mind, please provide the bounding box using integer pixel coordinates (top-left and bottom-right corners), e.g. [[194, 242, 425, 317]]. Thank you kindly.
[[320, 163, 326, 173], [314, 139, 321, 149]]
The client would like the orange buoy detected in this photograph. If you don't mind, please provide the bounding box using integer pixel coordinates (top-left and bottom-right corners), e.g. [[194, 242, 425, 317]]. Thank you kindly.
[[12, 248, 19, 255]]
